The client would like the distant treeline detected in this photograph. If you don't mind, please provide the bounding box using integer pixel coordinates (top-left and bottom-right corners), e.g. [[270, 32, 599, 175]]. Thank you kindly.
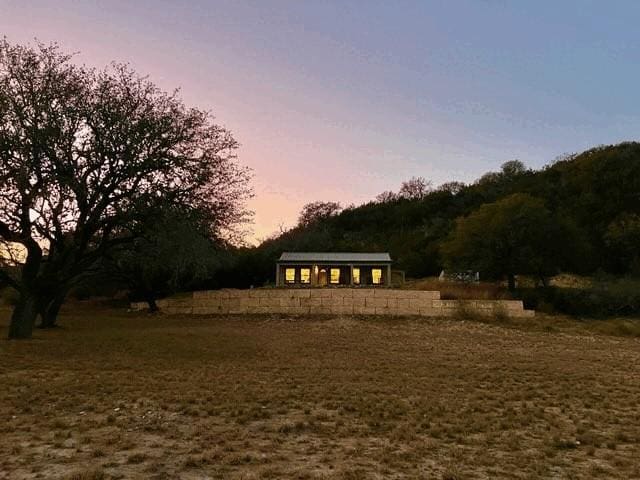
[[213, 142, 640, 288]]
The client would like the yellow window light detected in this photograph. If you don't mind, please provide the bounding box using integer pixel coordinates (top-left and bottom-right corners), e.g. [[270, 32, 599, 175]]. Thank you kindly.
[[372, 268, 382, 285]]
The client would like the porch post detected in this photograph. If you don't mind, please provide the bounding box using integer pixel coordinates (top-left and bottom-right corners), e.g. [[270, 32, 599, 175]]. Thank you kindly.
[[275, 264, 280, 286], [349, 264, 353, 286], [386, 264, 392, 287]]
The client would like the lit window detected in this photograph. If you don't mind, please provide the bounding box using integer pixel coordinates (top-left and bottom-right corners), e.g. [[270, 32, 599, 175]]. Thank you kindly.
[[372, 268, 382, 284], [300, 268, 310, 284], [285, 268, 295, 283], [330, 268, 340, 284], [352, 268, 360, 284]]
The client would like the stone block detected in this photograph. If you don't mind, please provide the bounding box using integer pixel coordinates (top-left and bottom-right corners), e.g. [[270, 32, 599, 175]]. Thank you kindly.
[[408, 299, 431, 309], [308, 306, 327, 315], [279, 297, 300, 307], [395, 298, 411, 309], [365, 297, 387, 308], [239, 297, 260, 308], [322, 297, 341, 306], [290, 289, 311, 298], [499, 300, 524, 310], [330, 306, 354, 315], [353, 306, 376, 315], [374, 307, 393, 315], [249, 289, 272, 298], [432, 299, 459, 309], [300, 297, 323, 307], [342, 297, 366, 307], [310, 289, 333, 298], [351, 289, 372, 298], [257, 297, 276, 307], [373, 289, 395, 297]]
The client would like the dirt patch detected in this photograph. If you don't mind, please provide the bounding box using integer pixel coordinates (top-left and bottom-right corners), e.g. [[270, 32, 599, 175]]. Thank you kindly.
[[1, 306, 639, 479]]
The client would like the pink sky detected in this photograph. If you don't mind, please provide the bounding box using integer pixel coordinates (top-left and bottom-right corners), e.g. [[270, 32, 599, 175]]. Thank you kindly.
[[3, 1, 638, 242]]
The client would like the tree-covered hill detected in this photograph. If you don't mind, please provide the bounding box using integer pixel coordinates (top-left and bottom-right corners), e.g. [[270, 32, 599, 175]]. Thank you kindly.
[[217, 142, 640, 288]]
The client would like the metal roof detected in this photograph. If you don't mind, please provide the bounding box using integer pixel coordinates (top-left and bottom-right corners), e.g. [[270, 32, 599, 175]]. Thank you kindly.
[[278, 252, 392, 263]]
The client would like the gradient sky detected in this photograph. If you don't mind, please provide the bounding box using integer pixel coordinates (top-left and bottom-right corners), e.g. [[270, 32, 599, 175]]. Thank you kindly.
[[2, 1, 640, 242]]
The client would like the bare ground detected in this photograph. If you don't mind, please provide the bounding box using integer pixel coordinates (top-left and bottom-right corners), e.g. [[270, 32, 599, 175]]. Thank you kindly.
[[1, 305, 639, 479]]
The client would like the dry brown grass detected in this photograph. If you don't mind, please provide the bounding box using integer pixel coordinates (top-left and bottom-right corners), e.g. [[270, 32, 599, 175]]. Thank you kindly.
[[1, 304, 639, 479], [402, 278, 511, 300]]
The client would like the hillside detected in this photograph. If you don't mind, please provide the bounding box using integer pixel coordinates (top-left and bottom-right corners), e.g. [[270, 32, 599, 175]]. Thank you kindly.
[[216, 142, 640, 288]]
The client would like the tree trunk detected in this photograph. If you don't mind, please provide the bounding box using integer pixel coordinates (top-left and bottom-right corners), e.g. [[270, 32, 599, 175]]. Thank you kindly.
[[8, 292, 40, 339], [146, 296, 159, 313], [38, 294, 66, 329], [507, 273, 516, 292]]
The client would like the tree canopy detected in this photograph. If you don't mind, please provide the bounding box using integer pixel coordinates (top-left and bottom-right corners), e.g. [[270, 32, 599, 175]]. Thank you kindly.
[[0, 40, 251, 338], [441, 194, 578, 290]]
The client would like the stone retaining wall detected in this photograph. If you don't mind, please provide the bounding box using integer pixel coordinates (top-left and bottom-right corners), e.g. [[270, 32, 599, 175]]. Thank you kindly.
[[131, 288, 534, 318]]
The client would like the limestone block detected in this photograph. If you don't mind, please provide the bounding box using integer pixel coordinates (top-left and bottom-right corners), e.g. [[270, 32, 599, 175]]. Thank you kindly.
[[342, 297, 366, 307], [408, 299, 431, 309], [365, 297, 388, 308], [281, 306, 309, 315], [225, 289, 243, 298], [474, 301, 495, 310], [353, 306, 376, 315], [308, 306, 327, 315], [300, 297, 323, 307], [249, 289, 272, 298], [395, 298, 411, 310], [259, 297, 280, 307], [498, 300, 524, 310], [239, 297, 260, 308], [330, 306, 354, 315], [373, 289, 395, 298], [322, 297, 341, 306], [395, 307, 421, 316], [386, 298, 398, 309], [351, 289, 372, 298], [310, 289, 333, 298], [374, 307, 393, 315], [290, 289, 311, 298], [279, 297, 301, 307], [432, 299, 459, 309]]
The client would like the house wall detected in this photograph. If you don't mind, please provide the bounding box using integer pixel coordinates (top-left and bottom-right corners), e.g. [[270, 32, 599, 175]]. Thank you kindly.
[[130, 288, 534, 318]]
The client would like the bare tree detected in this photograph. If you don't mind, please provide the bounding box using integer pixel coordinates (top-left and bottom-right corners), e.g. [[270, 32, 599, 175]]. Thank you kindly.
[[0, 40, 252, 338], [397, 176, 432, 200], [298, 201, 342, 227], [437, 181, 466, 195], [375, 190, 398, 203]]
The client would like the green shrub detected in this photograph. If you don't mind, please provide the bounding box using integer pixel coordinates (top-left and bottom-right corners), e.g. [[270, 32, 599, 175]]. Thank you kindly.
[[519, 277, 640, 318]]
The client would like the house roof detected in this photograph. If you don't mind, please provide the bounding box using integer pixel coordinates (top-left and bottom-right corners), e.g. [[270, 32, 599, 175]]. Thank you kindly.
[[278, 252, 392, 263]]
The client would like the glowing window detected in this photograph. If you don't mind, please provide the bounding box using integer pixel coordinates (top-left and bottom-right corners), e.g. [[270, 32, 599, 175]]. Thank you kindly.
[[300, 268, 311, 284], [372, 268, 382, 285], [352, 267, 360, 284], [330, 268, 340, 284], [285, 268, 296, 283]]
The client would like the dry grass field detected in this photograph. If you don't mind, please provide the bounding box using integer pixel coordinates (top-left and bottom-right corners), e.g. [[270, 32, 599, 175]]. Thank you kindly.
[[1, 305, 639, 480]]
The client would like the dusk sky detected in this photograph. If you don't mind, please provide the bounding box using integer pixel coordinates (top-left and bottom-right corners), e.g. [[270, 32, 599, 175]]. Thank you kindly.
[[2, 0, 640, 242]]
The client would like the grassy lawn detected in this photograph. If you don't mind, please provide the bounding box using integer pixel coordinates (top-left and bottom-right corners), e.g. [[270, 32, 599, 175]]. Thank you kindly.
[[1, 305, 639, 479]]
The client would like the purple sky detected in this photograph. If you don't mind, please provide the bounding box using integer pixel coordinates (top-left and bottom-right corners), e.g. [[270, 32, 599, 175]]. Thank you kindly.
[[2, 0, 640, 242]]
